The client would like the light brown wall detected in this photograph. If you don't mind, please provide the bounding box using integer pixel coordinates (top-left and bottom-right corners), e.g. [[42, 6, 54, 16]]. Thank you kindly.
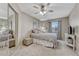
[[61, 17, 69, 40]]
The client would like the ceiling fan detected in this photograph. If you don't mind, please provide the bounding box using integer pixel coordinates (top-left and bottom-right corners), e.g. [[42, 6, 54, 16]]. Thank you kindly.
[[33, 3, 53, 16]]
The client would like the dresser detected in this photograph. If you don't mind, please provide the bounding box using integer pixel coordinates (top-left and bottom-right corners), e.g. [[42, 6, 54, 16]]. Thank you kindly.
[[76, 35, 79, 55], [65, 33, 76, 51]]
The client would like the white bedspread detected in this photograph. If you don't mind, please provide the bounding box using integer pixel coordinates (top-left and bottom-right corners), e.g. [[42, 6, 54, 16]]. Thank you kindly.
[[31, 33, 58, 48], [31, 33, 57, 42]]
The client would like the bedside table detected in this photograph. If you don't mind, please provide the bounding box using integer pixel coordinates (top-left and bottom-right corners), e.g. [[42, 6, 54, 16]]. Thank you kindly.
[[23, 38, 33, 46]]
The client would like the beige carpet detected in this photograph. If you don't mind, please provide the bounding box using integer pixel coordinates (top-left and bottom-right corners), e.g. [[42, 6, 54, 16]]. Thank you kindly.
[[11, 40, 77, 56], [0, 47, 9, 56], [0, 40, 77, 56]]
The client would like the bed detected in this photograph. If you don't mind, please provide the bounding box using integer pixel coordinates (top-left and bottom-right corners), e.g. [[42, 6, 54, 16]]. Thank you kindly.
[[31, 33, 57, 41], [31, 33, 58, 48]]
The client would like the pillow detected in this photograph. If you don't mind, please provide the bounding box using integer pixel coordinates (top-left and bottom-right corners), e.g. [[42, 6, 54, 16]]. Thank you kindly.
[[32, 29, 39, 33]]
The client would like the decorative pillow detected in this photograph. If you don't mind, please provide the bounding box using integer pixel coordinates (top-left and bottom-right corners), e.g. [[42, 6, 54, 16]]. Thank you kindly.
[[32, 29, 39, 33]]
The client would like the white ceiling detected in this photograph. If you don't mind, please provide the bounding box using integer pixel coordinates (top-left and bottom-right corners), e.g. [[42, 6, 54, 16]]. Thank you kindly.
[[16, 3, 75, 21]]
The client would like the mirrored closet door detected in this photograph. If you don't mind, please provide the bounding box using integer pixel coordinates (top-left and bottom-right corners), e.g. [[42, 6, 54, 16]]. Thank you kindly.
[[8, 4, 18, 55], [0, 3, 9, 55], [8, 4, 18, 48]]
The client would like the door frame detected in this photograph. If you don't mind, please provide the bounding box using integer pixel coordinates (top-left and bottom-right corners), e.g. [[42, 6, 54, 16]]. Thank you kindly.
[[8, 4, 18, 47]]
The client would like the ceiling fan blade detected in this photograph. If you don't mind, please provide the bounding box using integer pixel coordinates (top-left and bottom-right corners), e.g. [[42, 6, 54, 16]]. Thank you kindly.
[[34, 12, 39, 14], [48, 10, 54, 12], [47, 3, 50, 6], [33, 5, 39, 9]]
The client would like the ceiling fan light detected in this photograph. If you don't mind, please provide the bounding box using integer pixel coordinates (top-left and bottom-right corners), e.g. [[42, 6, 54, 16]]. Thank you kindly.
[[40, 11, 46, 15], [40, 11, 44, 15]]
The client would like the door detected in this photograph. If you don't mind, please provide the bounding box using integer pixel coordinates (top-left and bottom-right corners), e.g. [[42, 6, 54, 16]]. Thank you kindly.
[[0, 3, 9, 56], [8, 4, 18, 55]]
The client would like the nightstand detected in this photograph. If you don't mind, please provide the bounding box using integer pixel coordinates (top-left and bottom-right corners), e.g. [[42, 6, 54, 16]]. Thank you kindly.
[[23, 38, 33, 46]]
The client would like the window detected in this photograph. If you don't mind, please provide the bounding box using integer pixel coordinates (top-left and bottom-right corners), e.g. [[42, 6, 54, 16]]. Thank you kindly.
[[51, 21, 59, 33]]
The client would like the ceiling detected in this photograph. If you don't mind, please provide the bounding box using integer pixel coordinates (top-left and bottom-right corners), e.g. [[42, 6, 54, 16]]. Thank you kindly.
[[16, 3, 75, 21]]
